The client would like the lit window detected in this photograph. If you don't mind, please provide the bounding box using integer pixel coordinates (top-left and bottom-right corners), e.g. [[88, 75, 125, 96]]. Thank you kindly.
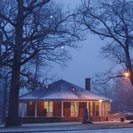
[[44, 101, 53, 117], [71, 102, 79, 117]]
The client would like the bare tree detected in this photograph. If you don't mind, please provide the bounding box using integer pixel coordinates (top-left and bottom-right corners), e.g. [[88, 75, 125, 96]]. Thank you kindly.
[[91, 75, 113, 98], [76, 0, 133, 85], [0, 0, 81, 126]]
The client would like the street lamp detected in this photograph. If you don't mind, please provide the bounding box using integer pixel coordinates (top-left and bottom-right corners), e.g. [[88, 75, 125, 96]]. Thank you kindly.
[[123, 71, 130, 78]]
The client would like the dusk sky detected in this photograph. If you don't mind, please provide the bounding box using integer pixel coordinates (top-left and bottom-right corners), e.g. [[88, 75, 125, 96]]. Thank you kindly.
[[52, 0, 113, 87]]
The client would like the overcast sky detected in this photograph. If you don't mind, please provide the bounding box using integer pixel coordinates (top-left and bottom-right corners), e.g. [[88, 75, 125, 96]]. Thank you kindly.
[[51, 0, 112, 87]]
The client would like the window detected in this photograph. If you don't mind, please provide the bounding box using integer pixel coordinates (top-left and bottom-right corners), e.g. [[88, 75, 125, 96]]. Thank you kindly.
[[89, 102, 93, 116], [44, 101, 53, 117], [70, 102, 79, 117]]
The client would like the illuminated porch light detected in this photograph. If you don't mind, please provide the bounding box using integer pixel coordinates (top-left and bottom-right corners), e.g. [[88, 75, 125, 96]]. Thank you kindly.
[[99, 99, 103, 103]]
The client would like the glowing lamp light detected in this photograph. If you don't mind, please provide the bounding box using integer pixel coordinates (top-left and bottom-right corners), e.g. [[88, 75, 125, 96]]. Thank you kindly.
[[124, 72, 130, 77], [99, 99, 103, 103]]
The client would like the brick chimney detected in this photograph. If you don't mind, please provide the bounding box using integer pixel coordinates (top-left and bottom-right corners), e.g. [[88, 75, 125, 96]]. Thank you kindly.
[[85, 78, 91, 91]]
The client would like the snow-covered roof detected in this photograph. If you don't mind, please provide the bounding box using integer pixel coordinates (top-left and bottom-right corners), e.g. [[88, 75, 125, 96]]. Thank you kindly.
[[19, 87, 29, 96], [19, 79, 110, 101]]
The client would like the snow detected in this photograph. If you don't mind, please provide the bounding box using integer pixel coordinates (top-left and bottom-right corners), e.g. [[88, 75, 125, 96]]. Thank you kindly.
[[19, 87, 29, 96], [0, 122, 133, 133], [20, 79, 110, 101], [34, 128, 133, 133]]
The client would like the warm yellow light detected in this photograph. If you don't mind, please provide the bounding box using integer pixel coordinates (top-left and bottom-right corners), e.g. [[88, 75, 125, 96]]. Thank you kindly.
[[29, 101, 32, 105], [99, 99, 103, 103], [124, 72, 130, 77]]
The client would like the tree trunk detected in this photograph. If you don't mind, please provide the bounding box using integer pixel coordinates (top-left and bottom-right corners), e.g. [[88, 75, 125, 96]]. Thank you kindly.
[[125, 47, 133, 85], [6, 0, 24, 127], [2, 73, 8, 124], [6, 63, 21, 126]]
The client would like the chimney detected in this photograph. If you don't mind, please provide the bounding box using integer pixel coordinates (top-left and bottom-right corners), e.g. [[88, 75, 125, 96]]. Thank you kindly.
[[85, 78, 91, 91]]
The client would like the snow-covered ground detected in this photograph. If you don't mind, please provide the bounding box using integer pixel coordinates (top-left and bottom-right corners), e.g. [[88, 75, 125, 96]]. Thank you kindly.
[[1, 122, 133, 133], [35, 128, 133, 133]]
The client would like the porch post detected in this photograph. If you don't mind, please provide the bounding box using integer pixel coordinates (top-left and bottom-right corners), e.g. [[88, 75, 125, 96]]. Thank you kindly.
[[87, 102, 89, 110], [99, 100, 102, 116], [74, 101, 76, 117], [48, 101, 50, 117], [34, 101, 37, 117], [61, 101, 64, 118], [87, 101, 89, 117]]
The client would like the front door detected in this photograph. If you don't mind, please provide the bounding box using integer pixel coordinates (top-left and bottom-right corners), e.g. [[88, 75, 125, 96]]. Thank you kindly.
[[79, 102, 87, 118], [64, 102, 70, 117]]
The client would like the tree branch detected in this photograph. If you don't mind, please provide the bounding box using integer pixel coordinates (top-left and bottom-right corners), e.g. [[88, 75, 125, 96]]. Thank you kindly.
[[0, 13, 15, 27]]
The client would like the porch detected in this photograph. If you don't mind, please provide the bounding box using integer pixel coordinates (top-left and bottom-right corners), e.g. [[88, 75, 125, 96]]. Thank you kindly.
[[19, 100, 110, 122]]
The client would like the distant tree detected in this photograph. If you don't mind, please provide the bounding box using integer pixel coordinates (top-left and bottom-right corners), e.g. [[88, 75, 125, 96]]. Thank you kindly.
[[111, 78, 133, 112], [91, 72, 133, 112], [20, 52, 60, 91], [91, 78, 113, 98], [76, 0, 133, 85], [0, 0, 81, 126]]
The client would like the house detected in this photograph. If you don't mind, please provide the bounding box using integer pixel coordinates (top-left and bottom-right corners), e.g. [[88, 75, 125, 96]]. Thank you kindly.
[[19, 79, 111, 122]]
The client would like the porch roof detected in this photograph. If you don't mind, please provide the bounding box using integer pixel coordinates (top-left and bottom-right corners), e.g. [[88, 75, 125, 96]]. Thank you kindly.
[[19, 79, 110, 101]]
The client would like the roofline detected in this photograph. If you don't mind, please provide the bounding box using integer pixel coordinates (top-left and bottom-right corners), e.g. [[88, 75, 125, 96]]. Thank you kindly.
[[19, 99, 111, 102]]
